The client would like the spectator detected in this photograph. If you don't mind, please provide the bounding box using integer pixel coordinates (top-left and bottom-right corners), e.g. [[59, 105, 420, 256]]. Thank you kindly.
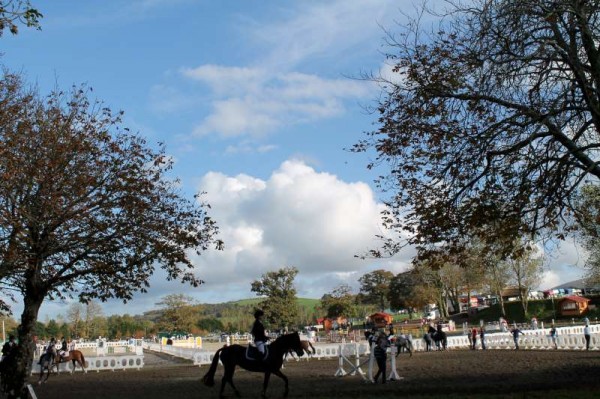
[[479, 326, 486, 350], [471, 327, 478, 350], [511, 327, 522, 350], [1, 335, 17, 361], [584, 323, 591, 351], [550, 324, 558, 350]]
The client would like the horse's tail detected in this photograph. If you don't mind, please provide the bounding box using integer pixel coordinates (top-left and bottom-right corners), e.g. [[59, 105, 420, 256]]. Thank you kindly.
[[202, 347, 224, 387], [308, 341, 316, 355], [80, 352, 86, 367]]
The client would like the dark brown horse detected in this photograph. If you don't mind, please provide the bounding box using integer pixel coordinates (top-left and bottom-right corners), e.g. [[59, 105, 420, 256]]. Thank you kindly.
[[54, 350, 87, 374], [202, 332, 304, 398]]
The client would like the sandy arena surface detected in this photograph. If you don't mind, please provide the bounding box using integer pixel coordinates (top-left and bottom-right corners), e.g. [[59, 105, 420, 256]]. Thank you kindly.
[[27, 349, 600, 399]]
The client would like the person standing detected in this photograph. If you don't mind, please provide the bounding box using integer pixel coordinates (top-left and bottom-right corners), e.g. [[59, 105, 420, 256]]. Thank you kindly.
[[584, 323, 591, 351], [511, 327, 522, 350], [471, 327, 478, 350], [251, 309, 268, 360], [371, 331, 389, 384], [1, 335, 16, 361], [550, 324, 558, 350], [479, 326, 486, 350]]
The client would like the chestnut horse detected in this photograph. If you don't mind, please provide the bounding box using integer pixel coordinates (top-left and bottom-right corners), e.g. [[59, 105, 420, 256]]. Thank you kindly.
[[54, 350, 87, 373], [202, 332, 304, 398]]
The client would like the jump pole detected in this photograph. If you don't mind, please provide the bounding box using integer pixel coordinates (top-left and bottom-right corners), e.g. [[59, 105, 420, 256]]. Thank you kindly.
[[334, 343, 369, 380]]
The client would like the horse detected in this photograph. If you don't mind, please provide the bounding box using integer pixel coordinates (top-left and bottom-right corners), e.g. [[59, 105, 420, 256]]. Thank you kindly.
[[54, 350, 87, 373], [202, 332, 304, 398], [392, 335, 413, 357], [431, 330, 447, 350], [285, 340, 315, 361], [38, 347, 57, 384], [423, 333, 433, 351]]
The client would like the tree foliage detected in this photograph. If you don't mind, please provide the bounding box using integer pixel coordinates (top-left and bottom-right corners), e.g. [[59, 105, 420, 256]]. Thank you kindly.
[[251, 266, 299, 329], [574, 184, 600, 283], [155, 294, 199, 333], [0, 71, 221, 396], [387, 270, 420, 311], [354, 0, 600, 257], [505, 241, 544, 317], [319, 284, 358, 319], [0, 1, 42, 36], [358, 269, 394, 312]]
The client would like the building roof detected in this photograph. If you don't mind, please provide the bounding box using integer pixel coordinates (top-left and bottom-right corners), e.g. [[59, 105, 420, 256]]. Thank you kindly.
[[558, 295, 590, 303], [550, 278, 600, 290]]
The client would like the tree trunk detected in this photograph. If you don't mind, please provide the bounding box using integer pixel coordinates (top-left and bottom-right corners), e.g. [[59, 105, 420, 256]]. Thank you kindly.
[[9, 292, 44, 399], [496, 288, 507, 318]]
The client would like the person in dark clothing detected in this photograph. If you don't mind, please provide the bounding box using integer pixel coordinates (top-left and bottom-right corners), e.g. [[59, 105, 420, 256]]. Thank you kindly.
[[479, 326, 486, 350], [511, 327, 522, 350], [59, 337, 68, 359], [1, 335, 16, 361], [369, 330, 389, 384], [251, 309, 268, 358]]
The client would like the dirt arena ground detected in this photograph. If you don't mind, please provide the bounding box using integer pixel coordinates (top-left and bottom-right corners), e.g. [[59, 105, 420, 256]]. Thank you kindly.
[[28, 349, 600, 399]]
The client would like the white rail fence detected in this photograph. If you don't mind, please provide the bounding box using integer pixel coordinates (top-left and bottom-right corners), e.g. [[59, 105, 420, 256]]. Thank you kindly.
[[145, 324, 600, 367], [30, 339, 145, 374]]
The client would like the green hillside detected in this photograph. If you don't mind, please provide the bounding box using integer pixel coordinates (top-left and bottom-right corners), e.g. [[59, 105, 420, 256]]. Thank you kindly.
[[196, 297, 321, 332]]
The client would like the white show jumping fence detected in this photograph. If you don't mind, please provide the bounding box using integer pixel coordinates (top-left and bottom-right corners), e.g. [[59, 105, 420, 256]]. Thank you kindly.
[[31, 339, 145, 374], [144, 324, 600, 371]]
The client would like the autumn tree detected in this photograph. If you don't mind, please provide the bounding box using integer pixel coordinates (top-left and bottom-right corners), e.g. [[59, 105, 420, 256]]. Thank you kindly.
[[319, 284, 358, 319], [358, 269, 394, 312], [83, 301, 107, 339], [505, 242, 544, 317], [0, 72, 221, 397], [155, 294, 199, 333], [574, 184, 600, 284], [0, 0, 41, 36], [387, 270, 420, 312], [354, 0, 600, 259], [251, 266, 299, 329], [66, 303, 84, 339]]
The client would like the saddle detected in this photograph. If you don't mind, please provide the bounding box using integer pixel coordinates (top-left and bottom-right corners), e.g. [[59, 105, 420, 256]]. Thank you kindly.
[[245, 345, 269, 361]]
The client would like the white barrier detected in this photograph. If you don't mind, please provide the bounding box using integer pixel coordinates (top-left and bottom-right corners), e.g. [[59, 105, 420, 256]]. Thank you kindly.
[[30, 354, 144, 374], [144, 325, 600, 369], [334, 343, 369, 380]]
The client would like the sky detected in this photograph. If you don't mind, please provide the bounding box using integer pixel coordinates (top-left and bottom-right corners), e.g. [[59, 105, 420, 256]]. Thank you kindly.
[[0, 0, 588, 321]]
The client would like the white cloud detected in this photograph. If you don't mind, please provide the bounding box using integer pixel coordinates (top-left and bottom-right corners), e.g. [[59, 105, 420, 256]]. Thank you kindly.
[[16, 160, 590, 319], [181, 66, 371, 138], [249, 0, 400, 70], [185, 159, 410, 300]]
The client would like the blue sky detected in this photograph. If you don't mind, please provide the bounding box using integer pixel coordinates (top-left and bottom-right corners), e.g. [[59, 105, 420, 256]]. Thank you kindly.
[[0, 0, 587, 320]]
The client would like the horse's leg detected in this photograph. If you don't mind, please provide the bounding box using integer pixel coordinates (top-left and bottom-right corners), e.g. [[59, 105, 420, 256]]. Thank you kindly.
[[272, 370, 289, 397], [262, 372, 271, 398], [219, 363, 238, 399]]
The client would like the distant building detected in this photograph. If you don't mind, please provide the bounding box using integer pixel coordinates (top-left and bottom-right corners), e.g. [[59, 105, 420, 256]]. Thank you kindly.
[[548, 278, 600, 296], [558, 295, 590, 317]]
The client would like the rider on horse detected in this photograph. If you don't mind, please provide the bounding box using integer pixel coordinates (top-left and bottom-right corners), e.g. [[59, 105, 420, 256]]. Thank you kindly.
[[251, 309, 268, 361], [38, 337, 57, 365], [58, 337, 68, 360]]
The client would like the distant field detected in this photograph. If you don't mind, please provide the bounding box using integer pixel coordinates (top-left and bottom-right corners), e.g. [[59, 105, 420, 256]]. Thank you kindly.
[[229, 297, 320, 313]]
